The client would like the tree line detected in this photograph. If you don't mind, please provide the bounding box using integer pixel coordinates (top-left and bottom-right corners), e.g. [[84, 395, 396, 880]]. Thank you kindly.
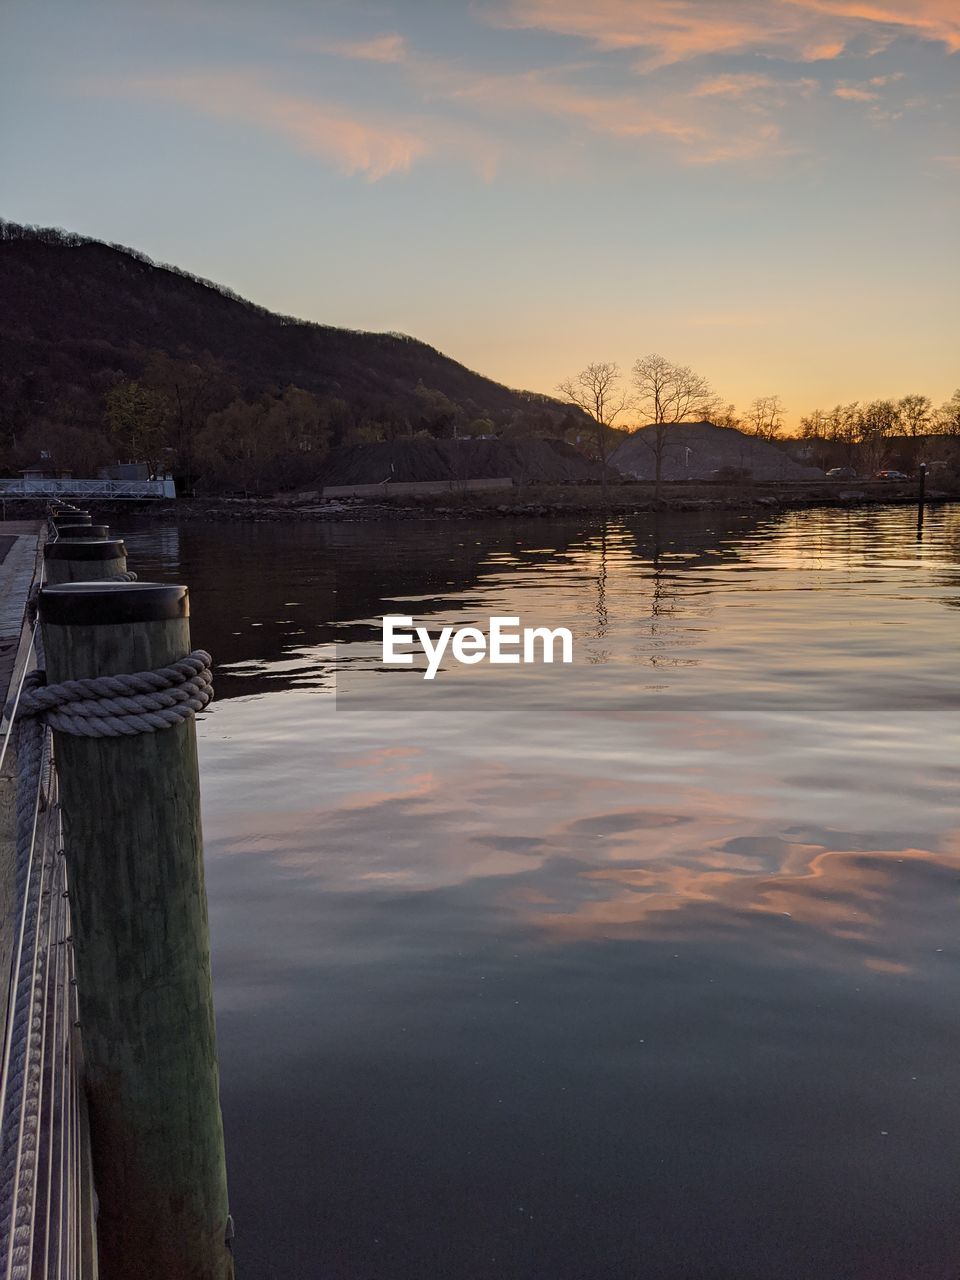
[[798, 393, 960, 442], [557, 355, 960, 483], [3, 347, 582, 494]]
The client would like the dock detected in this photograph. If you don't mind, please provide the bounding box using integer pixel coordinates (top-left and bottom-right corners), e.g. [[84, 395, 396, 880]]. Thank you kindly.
[[0, 509, 233, 1280]]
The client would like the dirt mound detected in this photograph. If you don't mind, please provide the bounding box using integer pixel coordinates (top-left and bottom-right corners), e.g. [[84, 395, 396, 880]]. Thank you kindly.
[[316, 438, 606, 486], [610, 421, 824, 482]]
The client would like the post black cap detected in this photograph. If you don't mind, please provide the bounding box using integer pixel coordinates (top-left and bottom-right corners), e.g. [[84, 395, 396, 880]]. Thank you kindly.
[[54, 525, 110, 540], [51, 513, 92, 526], [45, 539, 126, 562], [39, 582, 189, 626]]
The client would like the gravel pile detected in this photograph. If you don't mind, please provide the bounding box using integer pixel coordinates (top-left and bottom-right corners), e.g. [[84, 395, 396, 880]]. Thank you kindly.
[[316, 438, 609, 486], [610, 421, 824, 482]]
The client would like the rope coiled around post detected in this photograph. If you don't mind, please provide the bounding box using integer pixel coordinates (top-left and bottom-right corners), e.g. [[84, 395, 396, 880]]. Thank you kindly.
[[16, 651, 213, 738]]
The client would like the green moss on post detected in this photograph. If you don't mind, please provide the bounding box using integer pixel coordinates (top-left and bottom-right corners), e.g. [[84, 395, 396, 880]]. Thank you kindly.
[[39, 582, 234, 1280]]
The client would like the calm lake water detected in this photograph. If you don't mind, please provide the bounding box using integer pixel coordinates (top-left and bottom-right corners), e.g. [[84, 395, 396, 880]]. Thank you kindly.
[[126, 504, 960, 1280]]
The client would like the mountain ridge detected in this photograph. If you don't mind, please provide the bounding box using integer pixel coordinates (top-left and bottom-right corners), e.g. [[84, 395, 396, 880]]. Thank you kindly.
[[0, 219, 582, 446]]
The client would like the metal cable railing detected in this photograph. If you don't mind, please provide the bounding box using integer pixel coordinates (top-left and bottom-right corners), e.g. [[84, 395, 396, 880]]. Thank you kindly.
[[0, 541, 96, 1279]]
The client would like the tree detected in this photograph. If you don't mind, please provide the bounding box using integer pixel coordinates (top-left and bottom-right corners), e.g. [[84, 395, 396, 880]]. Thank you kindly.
[[194, 385, 331, 493], [630, 354, 720, 496], [826, 403, 861, 448], [857, 399, 901, 440], [12, 420, 113, 476], [744, 395, 786, 440], [557, 361, 629, 497], [799, 409, 829, 439], [933, 390, 960, 435], [103, 379, 170, 474], [711, 403, 742, 430], [142, 352, 236, 491], [898, 394, 933, 438], [413, 381, 463, 439]]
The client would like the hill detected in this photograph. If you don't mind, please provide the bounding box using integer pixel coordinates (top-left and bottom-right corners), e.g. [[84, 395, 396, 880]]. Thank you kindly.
[[610, 421, 824, 482], [0, 221, 582, 451]]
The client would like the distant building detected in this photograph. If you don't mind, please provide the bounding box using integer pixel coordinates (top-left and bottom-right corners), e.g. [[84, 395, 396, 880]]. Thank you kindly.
[[98, 463, 151, 482], [19, 460, 72, 480]]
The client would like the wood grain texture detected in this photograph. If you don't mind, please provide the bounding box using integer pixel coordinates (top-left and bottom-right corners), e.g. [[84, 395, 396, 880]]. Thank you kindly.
[[43, 611, 234, 1280], [44, 555, 127, 584]]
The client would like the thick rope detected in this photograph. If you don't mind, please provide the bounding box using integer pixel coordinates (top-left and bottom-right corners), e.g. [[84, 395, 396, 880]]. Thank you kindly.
[[15, 652, 213, 738]]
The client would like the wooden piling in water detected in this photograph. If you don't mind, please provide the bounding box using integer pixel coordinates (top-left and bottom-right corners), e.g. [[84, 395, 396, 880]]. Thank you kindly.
[[50, 511, 92, 528], [38, 582, 234, 1280], [53, 524, 110, 540], [44, 539, 128, 584]]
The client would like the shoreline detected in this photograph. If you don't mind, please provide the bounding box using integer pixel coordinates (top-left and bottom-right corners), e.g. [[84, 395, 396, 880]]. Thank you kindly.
[[156, 480, 955, 523]]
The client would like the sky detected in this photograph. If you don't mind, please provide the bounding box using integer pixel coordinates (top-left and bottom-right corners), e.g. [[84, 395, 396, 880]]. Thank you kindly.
[[2, 0, 959, 425]]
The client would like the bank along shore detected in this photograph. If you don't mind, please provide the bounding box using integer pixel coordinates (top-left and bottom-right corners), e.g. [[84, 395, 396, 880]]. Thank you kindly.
[[144, 477, 956, 523]]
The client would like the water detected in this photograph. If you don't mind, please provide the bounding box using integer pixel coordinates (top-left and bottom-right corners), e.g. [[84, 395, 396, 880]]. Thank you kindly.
[[125, 504, 960, 1280]]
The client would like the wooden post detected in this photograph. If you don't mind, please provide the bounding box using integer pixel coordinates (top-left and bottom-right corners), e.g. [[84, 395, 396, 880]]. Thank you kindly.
[[53, 524, 110, 541], [51, 512, 92, 528], [44, 539, 128, 584], [38, 582, 233, 1280]]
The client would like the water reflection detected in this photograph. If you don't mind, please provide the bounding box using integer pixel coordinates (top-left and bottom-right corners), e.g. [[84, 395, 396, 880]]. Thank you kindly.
[[123, 504, 960, 1280]]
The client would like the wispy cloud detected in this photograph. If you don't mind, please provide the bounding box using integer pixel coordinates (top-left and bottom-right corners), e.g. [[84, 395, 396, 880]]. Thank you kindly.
[[833, 84, 879, 99], [83, 68, 513, 182], [305, 32, 408, 64], [319, 45, 801, 166], [832, 69, 907, 113], [99, 72, 428, 179], [694, 73, 780, 100], [448, 69, 702, 142], [486, 0, 960, 67], [692, 73, 818, 111], [784, 1, 960, 53]]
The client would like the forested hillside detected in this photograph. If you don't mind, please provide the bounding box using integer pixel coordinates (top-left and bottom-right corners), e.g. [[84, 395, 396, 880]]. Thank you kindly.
[[0, 221, 583, 491]]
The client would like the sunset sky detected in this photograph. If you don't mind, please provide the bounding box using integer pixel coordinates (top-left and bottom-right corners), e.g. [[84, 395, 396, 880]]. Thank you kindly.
[[3, 0, 958, 424]]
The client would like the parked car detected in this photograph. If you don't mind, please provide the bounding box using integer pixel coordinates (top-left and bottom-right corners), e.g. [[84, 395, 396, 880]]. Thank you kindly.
[[826, 466, 858, 479], [874, 469, 910, 482]]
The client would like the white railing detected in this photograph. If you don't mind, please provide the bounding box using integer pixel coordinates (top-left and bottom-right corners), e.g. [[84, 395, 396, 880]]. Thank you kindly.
[[0, 479, 174, 501]]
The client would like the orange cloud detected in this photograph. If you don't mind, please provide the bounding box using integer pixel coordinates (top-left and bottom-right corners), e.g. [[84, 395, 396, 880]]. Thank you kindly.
[[423, 62, 795, 164], [451, 70, 702, 142], [784, 0, 960, 52], [694, 73, 780, 99], [832, 70, 909, 108], [102, 72, 428, 179], [488, 0, 809, 67], [307, 32, 408, 63], [487, 0, 960, 66], [833, 84, 880, 99]]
